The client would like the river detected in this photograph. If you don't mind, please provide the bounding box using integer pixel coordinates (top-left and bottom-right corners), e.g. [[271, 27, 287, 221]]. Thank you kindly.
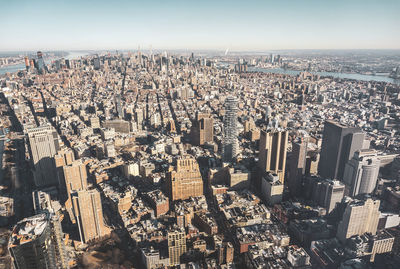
[[248, 67, 400, 85]]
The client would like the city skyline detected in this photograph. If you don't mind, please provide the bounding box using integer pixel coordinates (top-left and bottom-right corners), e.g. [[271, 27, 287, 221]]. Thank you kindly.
[[1, 0, 399, 51], [1, 1, 400, 268]]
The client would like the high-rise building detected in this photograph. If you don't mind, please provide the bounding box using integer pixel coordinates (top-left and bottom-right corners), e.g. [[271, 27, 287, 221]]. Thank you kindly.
[[318, 120, 365, 181], [54, 149, 75, 202], [190, 113, 213, 146], [63, 160, 88, 212], [72, 189, 109, 243], [223, 96, 238, 162], [336, 197, 380, 242], [343, 149, 380, 197], [258, 129, 288, 183], [288, 138, 308, 196], [115, 94, 123, 118], [8, 212, 68, 269], [26, 125, 60, 187], [93, 57, 100, 70], [168, 228, 186, 266], [166, 156, 203, 201], [304, 176, 345, 213], [24, 56, 30, 71], [36, 51, 46, 74]]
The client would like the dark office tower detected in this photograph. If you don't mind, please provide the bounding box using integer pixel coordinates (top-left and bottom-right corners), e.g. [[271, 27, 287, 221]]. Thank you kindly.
[[54, 60, 61, 71], [223, 96, 238, 162], [115, 94, 123, 118], [258, 129, 288, 183], [36, 51, 46, 74], [93, 57, 100, 70], [8, 212, 69, 269], [343, 149, 380, 197], [27, 125, 60, 187], [190, 113, 213, 146], [72, 189, 109, 243], [318, 120, 364, 181], [65, 59, 71, 69], [24, 56, 30, 71], [288, 138, 308, 196], [305, 176, 345, 214]]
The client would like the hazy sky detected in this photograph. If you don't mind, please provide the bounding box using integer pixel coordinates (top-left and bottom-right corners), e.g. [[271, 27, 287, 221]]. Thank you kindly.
[[1, 0, 399, 51]]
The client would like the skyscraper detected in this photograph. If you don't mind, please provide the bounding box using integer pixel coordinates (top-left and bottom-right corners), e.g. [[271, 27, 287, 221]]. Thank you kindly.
[[24, 56, 30, 71], [304, 176, 345, 213], [343, 149, 380, 197], [166, 156, 203, 201], [62, 160, 88, 212], [318, 120, 365, 181], [115, 94, 123, 119], [288, 138, 308, 196], [336, 197, 380, 242], [258, 129, 288, 183], [8, 212, 69, 269], [72, 189, 109, 243], [223, 96, 238, 162], [168, 228, 186, 266], [190, 113, 213, 146], [26, 125, 60, 187], [93, 57, 100, 70], [36, 51, 46, 74]]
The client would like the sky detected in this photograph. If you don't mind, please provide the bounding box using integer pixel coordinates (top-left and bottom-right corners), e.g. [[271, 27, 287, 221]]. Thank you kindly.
[[0, 0, 399, 51]]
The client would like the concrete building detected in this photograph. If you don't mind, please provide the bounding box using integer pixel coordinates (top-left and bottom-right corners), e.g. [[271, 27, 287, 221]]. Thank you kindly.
[[72, 189, 109, 243], [140, 247, 168, 269], [304, 176, 345, 213], [261, 173, 284, 205], [190, 113, 213, 146], [288, 138, 308, 196], [258, 129, 288, 184], [223, 96, 238, 162], [337, 198, 380, 242], [319, 120, 365, 181], [89, 116, 100, 129], [26, 125, 60, 187], [166, 156, 203, 201], [168, 228, 186, 266], [343, 149, 380, 197], [8, 212, 68, 269], [62, 160, 88, 212]]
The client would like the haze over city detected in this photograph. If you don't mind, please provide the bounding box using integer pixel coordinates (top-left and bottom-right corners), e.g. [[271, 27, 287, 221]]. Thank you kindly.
[[1, 0, 400, 51]]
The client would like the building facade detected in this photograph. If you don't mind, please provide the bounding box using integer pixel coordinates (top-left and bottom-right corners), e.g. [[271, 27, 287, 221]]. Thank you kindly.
[[72, 189, 109, 243], [26, 125, 60, 187], [343, 149, 380, 197], [166, 157, 203, 201], [258, 129, 288, 183], [223, 96, 238, 162]]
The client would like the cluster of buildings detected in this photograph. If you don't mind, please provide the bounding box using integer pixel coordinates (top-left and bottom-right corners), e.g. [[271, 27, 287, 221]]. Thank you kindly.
[[0, 49, 400, 269]]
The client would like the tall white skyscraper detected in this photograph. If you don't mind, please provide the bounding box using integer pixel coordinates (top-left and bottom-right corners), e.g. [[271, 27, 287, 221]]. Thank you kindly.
[[343, 149, 380, 197], [223, 96, 238, 162]]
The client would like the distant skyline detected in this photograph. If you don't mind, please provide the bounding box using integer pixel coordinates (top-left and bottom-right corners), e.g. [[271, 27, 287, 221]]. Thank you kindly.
[[1, 0, 399, 51]]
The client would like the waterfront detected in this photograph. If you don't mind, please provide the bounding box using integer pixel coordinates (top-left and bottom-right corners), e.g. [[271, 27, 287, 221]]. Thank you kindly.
[[248, 67, 400, 84], [0, 51, 90, 75]]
